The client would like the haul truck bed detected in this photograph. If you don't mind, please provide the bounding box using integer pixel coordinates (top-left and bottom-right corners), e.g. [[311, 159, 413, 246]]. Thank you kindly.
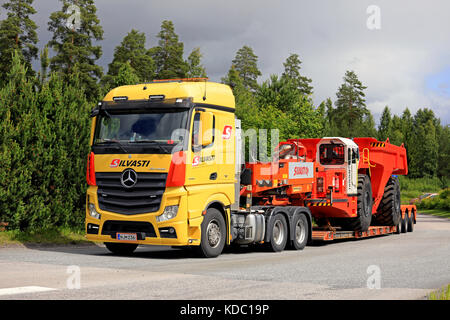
[[312, 204, 417, 241]]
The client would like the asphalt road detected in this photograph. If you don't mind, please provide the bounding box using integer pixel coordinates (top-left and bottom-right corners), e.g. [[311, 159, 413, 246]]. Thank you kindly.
[[0, 214, 449, 300]]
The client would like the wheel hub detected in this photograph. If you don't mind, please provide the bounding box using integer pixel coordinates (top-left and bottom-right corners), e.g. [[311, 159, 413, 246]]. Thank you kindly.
[[207, 220, 221, 248]]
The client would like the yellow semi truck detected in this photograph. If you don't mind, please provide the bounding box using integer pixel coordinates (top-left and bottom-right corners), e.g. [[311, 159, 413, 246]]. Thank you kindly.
[[85, 78, 414, 258], [86, 79, 248, 257]]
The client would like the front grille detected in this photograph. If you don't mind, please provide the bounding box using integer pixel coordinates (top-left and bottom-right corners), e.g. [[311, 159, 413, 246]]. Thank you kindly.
[[101, 220, 156, 238], [96, 172, 167, 215]]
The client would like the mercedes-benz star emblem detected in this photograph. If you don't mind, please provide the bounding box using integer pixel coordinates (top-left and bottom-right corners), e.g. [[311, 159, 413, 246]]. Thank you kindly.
[[121, 169, 138, 188]]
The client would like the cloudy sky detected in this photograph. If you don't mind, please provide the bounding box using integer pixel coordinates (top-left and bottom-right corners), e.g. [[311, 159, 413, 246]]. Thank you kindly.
[[3, 0, 449, 124]]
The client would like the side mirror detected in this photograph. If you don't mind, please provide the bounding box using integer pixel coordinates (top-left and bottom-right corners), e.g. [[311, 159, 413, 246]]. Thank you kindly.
[[90, 107, 100, 118], [200, 111, 214, 146]]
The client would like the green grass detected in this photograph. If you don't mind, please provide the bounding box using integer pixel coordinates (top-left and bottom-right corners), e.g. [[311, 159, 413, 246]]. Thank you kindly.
[[429, 284, 450, 300], [399, 176, 444, 205], [0, 226, 90, 246], [418, 208, 450, 219]]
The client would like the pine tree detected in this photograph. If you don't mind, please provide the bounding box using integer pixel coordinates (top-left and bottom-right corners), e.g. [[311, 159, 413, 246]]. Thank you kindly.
[[437, 125, 450, 181], [38, 45, 50, 86], [256, 74, 299, 113], [0, 0, 38, 84], [0, 51, 91, 230], [187, 47, 207, 78], [334, 70, 369, 137], [150, 20, 188, 79], [281, 53, 313, 95], [322, 98, 339, 136], [230, 45, 261, 91], [378, 106, 392, 141], [105, 29, 154, 83], [48, 0, 104, 100], [113, 62, 140, 87]]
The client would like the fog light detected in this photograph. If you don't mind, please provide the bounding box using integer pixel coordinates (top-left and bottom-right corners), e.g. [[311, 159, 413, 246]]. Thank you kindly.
[[159, 227, 177, 238], [88, 203, 101, 220], [156, 205, 179, 222]]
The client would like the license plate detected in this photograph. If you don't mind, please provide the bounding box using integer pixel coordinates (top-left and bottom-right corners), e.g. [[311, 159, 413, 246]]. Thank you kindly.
[[116, 233, 137, 241]]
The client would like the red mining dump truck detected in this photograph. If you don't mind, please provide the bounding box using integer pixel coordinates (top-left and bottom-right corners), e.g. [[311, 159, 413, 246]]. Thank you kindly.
[[240, 136, 416, 252]]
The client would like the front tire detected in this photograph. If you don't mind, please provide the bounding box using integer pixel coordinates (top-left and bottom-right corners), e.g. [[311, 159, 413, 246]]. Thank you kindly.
[[197, 208, 226, 258]]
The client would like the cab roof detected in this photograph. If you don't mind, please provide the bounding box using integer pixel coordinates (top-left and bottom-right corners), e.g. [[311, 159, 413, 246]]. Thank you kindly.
[[103, 79, 235, 109]]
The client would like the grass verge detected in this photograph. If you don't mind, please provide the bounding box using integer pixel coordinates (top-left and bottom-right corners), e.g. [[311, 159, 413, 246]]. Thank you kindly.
[[0, 226, 90, 246], [418, 209, 450, 219], [429, 284, 450, 300]]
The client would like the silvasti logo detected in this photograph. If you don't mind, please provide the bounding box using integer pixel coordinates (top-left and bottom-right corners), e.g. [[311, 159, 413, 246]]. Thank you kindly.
[[110, 159, 151, 168]]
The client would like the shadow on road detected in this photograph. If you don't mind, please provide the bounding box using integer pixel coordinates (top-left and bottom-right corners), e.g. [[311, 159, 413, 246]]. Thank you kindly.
[[15, 213, 447, 260]]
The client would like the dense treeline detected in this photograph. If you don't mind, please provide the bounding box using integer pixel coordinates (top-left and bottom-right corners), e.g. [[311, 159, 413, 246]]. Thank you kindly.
[[0, 0, 448, 230]]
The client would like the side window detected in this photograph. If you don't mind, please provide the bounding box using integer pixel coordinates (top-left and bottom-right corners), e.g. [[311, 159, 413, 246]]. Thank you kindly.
[[192, 111, 215, 152], [352, 148, 358, 164], [192, 113, 201, 149]]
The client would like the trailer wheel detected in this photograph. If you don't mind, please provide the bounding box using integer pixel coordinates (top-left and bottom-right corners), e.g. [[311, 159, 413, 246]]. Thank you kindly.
[[395, 216, 402, 234], [267, 213, 288, 252], [401, 211, 408, 234], [348, 174, 372, 232], [289, 214, 309, 250], [407, 211, 414, 232], [104, 242, 138, 255], [374, 176, 401, 227], [197, 208, 226, 258]]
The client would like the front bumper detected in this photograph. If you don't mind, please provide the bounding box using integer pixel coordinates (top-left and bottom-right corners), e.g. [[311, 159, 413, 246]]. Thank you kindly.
[[85, 186, 203, 246]]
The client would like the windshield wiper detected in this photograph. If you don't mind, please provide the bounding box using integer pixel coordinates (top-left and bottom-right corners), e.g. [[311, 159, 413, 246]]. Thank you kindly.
[[96, 140, 129, 153], [129, 140, 168, 153]]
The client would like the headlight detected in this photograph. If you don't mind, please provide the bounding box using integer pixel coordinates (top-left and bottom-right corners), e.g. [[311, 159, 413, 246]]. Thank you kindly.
[[157, 205, 179, 222], [88, 203, 101, 220]]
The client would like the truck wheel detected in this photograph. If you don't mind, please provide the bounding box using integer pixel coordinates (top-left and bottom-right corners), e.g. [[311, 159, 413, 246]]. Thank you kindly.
[[267, 213, 288, 252], [104, 242, 138, 255], [407, 211, 414, 232], [401, 212, 408, 234], [348, 174, 372, 232], [289, 214, 309, 251], [374, 176, 401, 226], [198, 208, 226, 258], [395, 217, 402, 234]]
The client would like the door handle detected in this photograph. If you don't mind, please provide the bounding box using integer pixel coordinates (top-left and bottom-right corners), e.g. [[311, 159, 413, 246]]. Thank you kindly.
[[209, 172, 217, 180]]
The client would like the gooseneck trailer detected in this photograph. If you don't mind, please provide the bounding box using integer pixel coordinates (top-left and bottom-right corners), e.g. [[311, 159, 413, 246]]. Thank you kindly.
[[85, 79, 416, 257]]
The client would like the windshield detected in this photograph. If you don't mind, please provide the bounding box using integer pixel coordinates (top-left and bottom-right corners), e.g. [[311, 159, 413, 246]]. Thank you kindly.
[[319, 143, 345, 165], [94, 109, 189, 145]]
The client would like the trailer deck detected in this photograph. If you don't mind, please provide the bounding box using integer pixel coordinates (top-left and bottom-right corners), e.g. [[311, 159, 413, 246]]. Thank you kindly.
[[311, 204, 416, 242], [312, 225, 397, 241]]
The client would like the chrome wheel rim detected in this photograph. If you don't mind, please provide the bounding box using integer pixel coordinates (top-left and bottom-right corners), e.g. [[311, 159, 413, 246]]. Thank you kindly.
[[295, 219, 306, 244], [273, 220, 285, 245], [207, 219, 221, 248]]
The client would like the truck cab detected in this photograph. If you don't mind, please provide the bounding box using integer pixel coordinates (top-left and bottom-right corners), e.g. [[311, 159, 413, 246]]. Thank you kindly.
[[316, 137, 360, 196], [85, 79, 237, 256]]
